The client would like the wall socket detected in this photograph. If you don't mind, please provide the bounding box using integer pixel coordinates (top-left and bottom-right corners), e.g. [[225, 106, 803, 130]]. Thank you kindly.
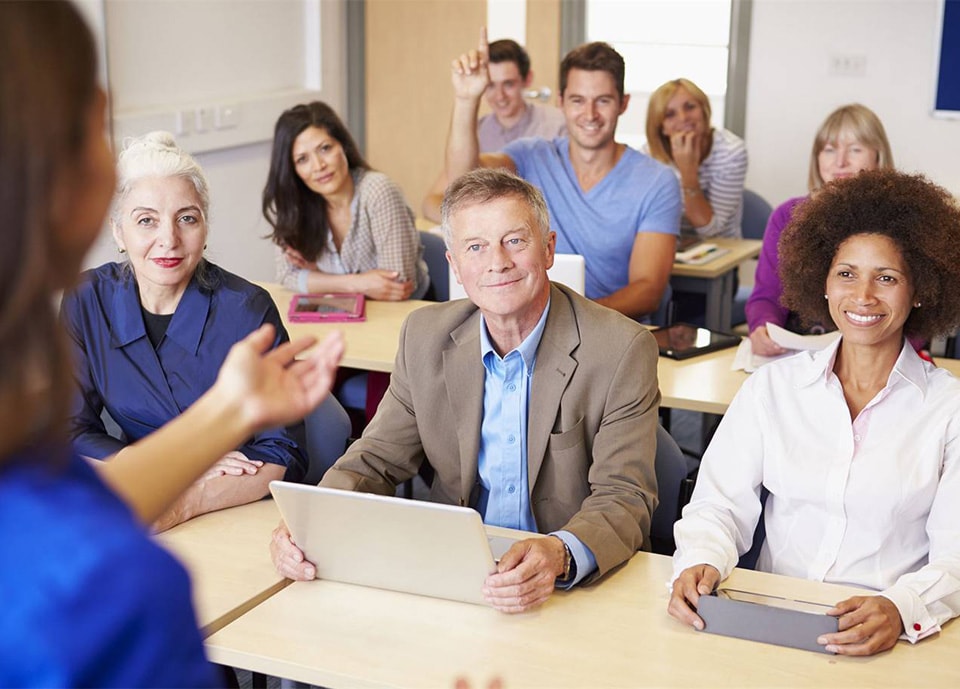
[[830, 54, 867, 77]]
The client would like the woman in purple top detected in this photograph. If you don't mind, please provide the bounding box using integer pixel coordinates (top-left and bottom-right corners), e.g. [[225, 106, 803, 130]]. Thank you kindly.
[[746, 104, 894, 356]]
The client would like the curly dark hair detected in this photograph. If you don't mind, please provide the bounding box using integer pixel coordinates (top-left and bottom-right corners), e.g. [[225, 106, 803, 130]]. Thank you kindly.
[[780, 169, 960, 339], [262, 101, 369, 262]]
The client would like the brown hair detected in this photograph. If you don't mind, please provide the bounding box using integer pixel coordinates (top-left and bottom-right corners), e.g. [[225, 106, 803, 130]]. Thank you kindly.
[[0, 1, 99, 462], [645, 78, 713, 165], [488, 39, 531, 79], [559, 42, 625, 100], [780, 169, 960, 339]]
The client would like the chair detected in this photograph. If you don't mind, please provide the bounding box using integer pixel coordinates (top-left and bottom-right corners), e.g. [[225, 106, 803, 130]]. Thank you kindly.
[[650, 424, 689, 555], [732, 189, 774, 325], [300, 395, 353, 485], [419, 230, 449, 301]]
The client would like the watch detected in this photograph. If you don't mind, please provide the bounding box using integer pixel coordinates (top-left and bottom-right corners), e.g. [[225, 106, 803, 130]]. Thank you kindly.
[[552, 535, 573, 583]]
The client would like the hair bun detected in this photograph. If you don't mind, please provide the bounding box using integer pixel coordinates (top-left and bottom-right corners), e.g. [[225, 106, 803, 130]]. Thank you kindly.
[[141, 130, 178, 149]]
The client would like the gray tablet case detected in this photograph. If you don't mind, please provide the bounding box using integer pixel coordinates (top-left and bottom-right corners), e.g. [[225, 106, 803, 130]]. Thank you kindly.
[[697, 591, 839, 654]]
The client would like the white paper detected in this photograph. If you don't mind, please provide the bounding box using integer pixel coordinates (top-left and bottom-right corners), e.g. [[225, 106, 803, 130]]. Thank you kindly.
[[675, 242, 730, 265], [732, 324, 840, 372]]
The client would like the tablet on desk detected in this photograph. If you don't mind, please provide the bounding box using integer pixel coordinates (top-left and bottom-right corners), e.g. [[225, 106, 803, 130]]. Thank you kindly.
[[697, 588, 839, 654], [652, 323, 740, 360], [289, 293, 365, 323]]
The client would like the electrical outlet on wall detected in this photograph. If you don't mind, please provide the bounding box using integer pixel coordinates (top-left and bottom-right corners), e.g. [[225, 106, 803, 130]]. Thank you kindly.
[[829, 54, 867, 77]]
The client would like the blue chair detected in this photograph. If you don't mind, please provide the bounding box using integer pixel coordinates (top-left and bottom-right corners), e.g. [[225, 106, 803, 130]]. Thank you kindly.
[[419, 230, 449, 301], [300, 395, 352, 485], [732, 189, 774, 325], [650, 425, 689, 555]]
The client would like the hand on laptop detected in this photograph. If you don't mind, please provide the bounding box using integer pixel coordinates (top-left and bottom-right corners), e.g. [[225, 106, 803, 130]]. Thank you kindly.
[[482, 536, 566, 613], [270, 521, 317, 581], [668, 563, 721, 630]]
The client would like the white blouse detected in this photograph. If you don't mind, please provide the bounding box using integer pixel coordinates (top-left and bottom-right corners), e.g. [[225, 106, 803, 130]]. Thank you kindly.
[[673, 338, 960, 642]]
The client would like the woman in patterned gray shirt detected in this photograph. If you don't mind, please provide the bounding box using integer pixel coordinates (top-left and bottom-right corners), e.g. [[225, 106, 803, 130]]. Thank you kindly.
[[264, 101, 429, 300]]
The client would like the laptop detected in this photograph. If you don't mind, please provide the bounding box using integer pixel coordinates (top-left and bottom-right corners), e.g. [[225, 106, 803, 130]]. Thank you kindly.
[[269, 482, 519, 606], [447, 253, 586, 300]]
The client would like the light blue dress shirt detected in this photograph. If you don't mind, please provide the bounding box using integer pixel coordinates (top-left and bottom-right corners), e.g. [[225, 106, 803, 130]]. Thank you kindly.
[[477, 300, 597, 586]]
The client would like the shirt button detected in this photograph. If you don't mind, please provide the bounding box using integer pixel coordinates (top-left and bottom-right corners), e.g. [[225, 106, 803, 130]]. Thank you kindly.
[[507, 434, 516, 444], [507, 383, 517, 392], [507, 485, 516, 494], [914, 623, 922, 632], [854, 434, 861, 442]]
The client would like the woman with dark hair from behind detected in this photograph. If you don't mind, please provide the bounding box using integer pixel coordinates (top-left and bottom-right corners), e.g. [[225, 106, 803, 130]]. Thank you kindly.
[[0, 2, 342, 685], [263, 101, 429, 300], [669, 169, 960, 656]]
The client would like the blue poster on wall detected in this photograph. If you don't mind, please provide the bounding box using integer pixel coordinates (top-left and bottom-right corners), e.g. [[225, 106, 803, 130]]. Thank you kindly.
[[935, 0, 960, 115]]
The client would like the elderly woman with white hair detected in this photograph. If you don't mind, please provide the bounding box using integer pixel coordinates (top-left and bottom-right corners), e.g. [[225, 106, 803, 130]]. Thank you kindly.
[[61, 131, 340, 532]]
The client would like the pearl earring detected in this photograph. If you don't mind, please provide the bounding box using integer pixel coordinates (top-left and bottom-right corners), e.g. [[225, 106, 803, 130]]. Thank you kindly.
[[824, 294, 828, 300], [914, 302, 922, 308]]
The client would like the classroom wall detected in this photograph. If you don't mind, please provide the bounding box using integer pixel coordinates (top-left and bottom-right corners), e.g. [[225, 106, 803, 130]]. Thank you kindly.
[[81, 0, 347, 283], [744, 0, 960, 207]]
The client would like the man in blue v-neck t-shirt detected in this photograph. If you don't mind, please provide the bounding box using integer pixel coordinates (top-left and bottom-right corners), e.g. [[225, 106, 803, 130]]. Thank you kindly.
[[445, 28, 682, 320]]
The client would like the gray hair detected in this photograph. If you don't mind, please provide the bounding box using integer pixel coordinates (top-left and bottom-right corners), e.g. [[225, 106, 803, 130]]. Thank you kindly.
[[440, 168, 551, 249], [110, 130, 210, 227]]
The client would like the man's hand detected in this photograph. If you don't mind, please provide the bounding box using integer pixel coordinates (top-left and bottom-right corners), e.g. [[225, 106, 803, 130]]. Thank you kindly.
[[270, 521, 318, 581], [451, 27, 491, 101], [201, 451, 262, 481], [482, 536, 566, 613], [667, 564, 721, 630], [818, 595, 903, 656]]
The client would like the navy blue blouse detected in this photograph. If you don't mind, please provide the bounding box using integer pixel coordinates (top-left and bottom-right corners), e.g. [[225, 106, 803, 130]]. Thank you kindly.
[[61, 262, 305, 477]]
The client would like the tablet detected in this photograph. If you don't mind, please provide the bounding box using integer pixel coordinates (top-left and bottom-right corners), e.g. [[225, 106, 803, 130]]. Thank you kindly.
[[651, 323, 740, 360], [289, 293, 365, 323]]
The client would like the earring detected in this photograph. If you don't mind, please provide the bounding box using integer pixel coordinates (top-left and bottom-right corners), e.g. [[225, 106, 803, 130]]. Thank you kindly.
[[118, 247, 126, 254], [914, 302, 922, 308], [824, 294, 828, 300]]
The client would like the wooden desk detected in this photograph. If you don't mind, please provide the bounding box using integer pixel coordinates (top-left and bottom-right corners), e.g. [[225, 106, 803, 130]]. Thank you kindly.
[[204, 551, 957, 688], [658, 346, 745, 415], [156, 499, 287, 638], [671, 238, 762, 332], [258, 282, 430, 373]]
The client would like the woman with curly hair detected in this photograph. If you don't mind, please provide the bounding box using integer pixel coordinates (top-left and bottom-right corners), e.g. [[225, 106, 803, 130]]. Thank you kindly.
[[263, 101, 429, 300], [746, 104, 894, 355], [668, 169, 960, 657]]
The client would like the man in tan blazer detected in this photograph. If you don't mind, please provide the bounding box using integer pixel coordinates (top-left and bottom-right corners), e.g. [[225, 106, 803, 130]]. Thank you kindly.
[[272, 169, 660, 613]]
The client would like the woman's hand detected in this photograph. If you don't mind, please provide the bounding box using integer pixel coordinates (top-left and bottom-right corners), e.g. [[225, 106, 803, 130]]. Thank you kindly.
[[355, 269, 415, 301], [667, 564, 721, 630], [270, 521, 318, 581], [215, 324, 344, 434], [748, 325, 787, 357], [283, 246, 312, 270], [671, 131, 702, 179], [819, 595, 904, 656]]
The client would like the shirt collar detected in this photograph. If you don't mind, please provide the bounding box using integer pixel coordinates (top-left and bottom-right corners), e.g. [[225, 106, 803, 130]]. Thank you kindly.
[[479, 298, 551, 370], [798, 336, 928, 398]]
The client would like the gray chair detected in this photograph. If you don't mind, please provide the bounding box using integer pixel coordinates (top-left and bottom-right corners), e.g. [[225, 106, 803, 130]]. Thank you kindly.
[[650, 424, 689, 555], [419, 230, 449, 301], [299, 395, 352, 485], [732, 189, 775, 325]]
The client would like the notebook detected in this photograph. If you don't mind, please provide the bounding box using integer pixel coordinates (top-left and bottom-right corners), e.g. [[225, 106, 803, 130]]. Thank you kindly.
[[447, 253, 586, 300], [269, 482, 519, 605]]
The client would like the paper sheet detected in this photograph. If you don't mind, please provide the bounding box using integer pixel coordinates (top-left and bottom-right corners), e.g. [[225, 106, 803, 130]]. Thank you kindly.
[[732, 324, 840, 372]]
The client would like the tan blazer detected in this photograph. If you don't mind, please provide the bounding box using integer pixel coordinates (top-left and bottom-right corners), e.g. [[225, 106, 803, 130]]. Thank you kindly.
[[322, 283, 660, 581]]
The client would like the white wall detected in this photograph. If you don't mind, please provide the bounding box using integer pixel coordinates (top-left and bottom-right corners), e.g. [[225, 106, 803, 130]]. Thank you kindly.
[[744, 0, 960, 206], [81, 0, 346, 282]]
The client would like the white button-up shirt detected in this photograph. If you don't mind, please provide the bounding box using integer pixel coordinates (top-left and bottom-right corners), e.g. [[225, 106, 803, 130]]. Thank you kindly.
[[673, 338, 960, 642]]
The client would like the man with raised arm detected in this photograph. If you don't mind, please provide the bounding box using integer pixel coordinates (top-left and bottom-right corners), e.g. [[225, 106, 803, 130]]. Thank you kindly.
[[445, 29, 682, 320]]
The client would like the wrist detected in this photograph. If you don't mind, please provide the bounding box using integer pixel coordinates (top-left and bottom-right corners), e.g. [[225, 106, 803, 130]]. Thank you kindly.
[[550, 535, 573, 581]]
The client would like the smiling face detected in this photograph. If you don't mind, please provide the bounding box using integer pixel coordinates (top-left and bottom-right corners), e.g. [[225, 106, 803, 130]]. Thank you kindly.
[[446, 195, 555, 331], [818, 129, 880, 185], [113, 175, 207, 311], [660, 86, 707, 138], [826, 233, 915, 356], [559, 68, 628, 152], [291, 125, 351, 198], [486, 60, 530, 122]]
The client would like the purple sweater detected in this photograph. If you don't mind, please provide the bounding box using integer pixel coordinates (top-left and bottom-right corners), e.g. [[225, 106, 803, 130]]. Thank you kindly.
[[745, 196, 806, 333]]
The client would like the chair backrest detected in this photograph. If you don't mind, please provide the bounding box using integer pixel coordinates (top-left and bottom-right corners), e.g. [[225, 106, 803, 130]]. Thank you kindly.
[[741, 189, 773, 240], [447, 253, 586, 301], [301, 395, 353, 485], [651, 424, 687, 552], [419, 230, 449, 302]]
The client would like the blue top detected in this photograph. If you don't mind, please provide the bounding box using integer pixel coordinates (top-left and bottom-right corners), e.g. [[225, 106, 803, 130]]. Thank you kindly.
[[477, 301, 597, 586], [0, 446, 218, 687], [503, 137, 682, 299], [61, 262, 306, 477]]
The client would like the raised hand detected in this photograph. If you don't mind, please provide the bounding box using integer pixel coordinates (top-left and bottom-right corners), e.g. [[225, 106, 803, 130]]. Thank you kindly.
[[451, 26, 491, 101]]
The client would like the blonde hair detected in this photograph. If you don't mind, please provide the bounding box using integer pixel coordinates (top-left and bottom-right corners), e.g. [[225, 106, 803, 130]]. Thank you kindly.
[[645, 78, 713, 165], [808, 104, 894, 192]]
